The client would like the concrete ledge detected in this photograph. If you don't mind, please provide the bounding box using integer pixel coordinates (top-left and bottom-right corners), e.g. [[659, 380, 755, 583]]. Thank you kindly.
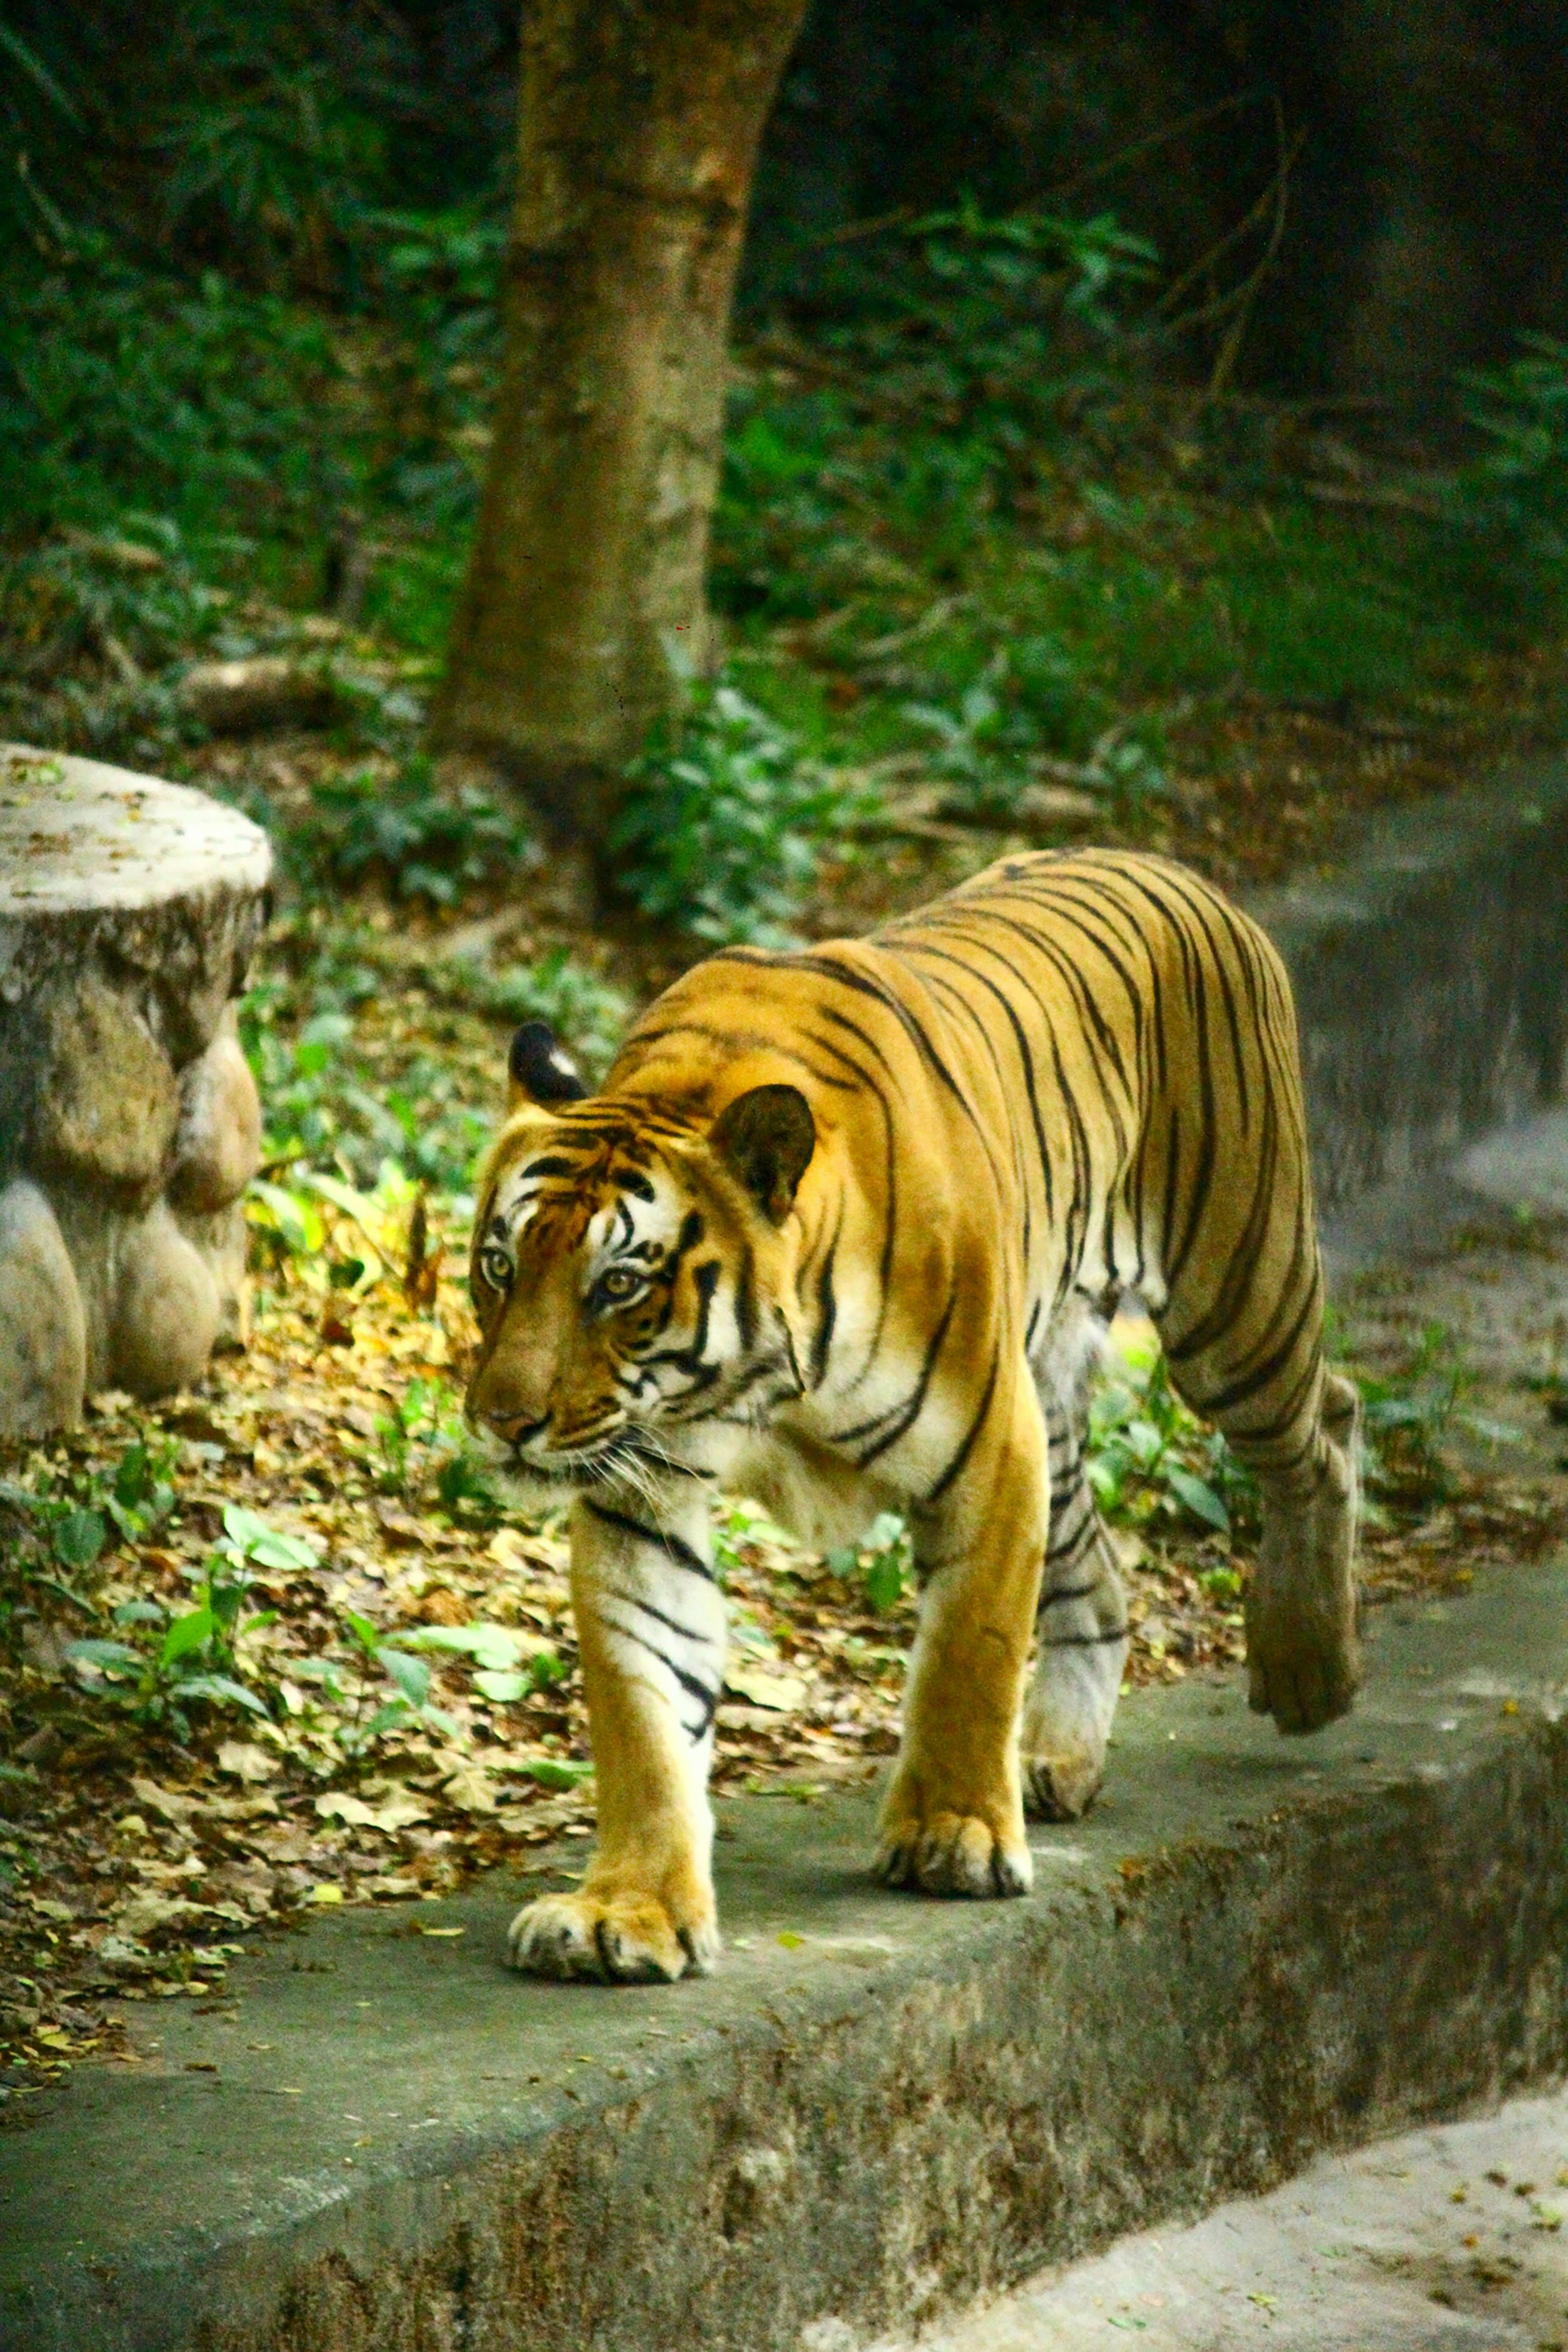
[[1245, 768, 1568, 1234], [5, 1561, 1568, 2352]]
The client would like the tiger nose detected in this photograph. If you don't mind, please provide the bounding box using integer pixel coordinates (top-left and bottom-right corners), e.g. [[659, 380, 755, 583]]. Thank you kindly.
[[487, 1412, 550, 1448]]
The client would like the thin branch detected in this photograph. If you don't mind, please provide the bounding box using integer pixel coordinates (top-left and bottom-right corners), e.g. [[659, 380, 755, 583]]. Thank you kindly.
[[1048, 88, 1272, 204]]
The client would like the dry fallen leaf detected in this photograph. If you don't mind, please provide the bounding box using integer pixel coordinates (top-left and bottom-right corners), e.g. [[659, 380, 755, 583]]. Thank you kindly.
[[315, 1792, 377, 1828], [725, 1664, 809, 1713], [216, 1740, 282, 1784], [441, 1764, 498, 1815]]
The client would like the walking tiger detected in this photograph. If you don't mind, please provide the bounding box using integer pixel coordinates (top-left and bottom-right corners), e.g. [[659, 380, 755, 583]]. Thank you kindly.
[[465, 849, 1360, 1982]]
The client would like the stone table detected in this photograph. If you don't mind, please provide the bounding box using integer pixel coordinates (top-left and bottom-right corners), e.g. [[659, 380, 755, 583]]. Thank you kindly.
[[0, 745, 271, 1436]]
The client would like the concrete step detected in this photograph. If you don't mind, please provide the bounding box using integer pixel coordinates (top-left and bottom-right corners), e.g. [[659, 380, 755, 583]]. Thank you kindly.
[[905, 2085, 1568, 2351], [6, 1556, 1568, 2352]]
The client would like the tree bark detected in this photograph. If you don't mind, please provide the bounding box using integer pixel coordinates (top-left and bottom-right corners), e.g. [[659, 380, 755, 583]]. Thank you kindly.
[[432, 0, 809, 862]]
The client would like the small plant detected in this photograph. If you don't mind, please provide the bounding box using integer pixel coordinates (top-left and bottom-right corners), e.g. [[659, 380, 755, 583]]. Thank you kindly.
[[1451, 336, 1568, 614], [65, 1504, 314, 1738], [1086, 1331, 1256, 1540], [826, 1511, 911, 1615], [400, 1620, 565, 1707], [338, 1611, 460, 1756], [611, 671, 847, 945], [1, 1434, 179, 1612], [373, 1378, 498, 1520], [289, 756, 536, 906], [1347, 1322, 1514, 1511]]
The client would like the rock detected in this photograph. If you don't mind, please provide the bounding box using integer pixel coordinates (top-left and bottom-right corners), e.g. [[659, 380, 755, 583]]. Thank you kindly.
[[178, 656, 339, 736], [0, 1179, 87, 1434], [109, 1201, 223, 1399], [29, 976, 180, 1194], [0, 745, 271, 1433], [168, 1007, 263, 1215]]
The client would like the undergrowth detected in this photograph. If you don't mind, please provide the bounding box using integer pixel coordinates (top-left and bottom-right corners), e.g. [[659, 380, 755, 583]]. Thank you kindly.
[[6, 102, 1565, 944]]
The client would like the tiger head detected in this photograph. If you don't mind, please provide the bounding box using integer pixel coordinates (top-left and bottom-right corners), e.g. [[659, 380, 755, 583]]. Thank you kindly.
[[464, 1020, 818, 1497]]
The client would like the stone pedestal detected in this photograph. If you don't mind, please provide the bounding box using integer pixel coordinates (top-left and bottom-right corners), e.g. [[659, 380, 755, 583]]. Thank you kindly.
[[0, 746, 271, 1436]]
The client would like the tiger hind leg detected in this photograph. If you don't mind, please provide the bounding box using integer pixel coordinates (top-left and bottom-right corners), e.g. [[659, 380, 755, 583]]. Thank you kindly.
[[1020, 1356, 1129, 1821], [1241, 1367, 1362, 1735]]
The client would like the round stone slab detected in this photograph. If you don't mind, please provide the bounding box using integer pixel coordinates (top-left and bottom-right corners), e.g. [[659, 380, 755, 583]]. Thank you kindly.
[[1, 738, 269, 914], [0, 743, 271, 1064], [0, 745, 272, 1434]]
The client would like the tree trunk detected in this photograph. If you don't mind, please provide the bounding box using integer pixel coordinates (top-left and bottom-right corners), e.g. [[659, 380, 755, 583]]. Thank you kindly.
[[432, 0, 809, 867]]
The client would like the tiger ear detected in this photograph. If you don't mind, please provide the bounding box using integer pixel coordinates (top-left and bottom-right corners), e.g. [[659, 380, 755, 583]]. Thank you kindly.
[[710, 1085, 815, 1223], [508, 1021, 587, 1108]]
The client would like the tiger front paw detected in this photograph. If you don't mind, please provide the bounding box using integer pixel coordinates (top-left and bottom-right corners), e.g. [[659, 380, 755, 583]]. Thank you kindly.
[[508, 1884, 719, 1983], [874, 1782, 1032, 1899]]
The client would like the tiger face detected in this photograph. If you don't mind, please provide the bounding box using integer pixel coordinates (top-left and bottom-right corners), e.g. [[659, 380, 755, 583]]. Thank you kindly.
[[464, 1022, 817, 1499]]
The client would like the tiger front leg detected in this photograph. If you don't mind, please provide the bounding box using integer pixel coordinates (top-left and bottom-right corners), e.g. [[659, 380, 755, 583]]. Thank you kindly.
[[507, 1493, 725, 1983], [875, 1375, 1047, 1899], [1246, 1370, 1362, 1735]]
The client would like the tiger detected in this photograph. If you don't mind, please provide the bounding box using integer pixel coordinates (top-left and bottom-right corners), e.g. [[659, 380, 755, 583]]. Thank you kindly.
[[465, 848, 1360, 1983]]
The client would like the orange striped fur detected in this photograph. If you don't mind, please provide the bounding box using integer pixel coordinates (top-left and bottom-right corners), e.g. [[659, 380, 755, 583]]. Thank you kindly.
[[467, 851, 1360, 1982]]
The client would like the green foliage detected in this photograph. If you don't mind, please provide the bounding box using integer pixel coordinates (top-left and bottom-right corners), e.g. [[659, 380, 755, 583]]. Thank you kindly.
[[400, 1621, 566, 1710], [0, 240, 358, 543], [1087, 1334, 1257, 1541], [338, 1609, 458, 1755], [0, 1436, 179, 1616], [240, 950, 491, 1194], [1451, 337, 1568, 616], [433, 950, 631, 1088], [612, 674, 847, 944], [1345, 1322, 1511, 1512], [373, 1377, 498, 1520], [287, 757, 535, 907], [826, 1512, 912, 1616], [63, 1503, 314, 1738]]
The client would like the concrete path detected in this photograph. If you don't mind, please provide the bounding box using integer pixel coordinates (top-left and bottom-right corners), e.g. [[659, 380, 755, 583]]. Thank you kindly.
[[907, 2090, 1568, 2352]]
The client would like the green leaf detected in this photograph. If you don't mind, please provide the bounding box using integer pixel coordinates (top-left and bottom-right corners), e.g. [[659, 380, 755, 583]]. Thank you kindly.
[[400, 1622, 525, 1671], [173, 1673, 269, 1717], [159, 1606, 215, 1667], [865, 1551, 906, 1614], [246, 1180, 325, 1257], [342, 1610, 382, 1656], [223, 1505, 319, 1570], [296, 1169, 389, 1238], [65, 1637, 143, 1679], [0, 23, 84, 125], [378, 1649, 431, 1707], [1163, 1466, 1230, 1534], [517, 1757, 593, 1790], [472, 1667, 527, 1704], [357, 1699, 414, 1741], [54, 1507, 107, 1570]]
